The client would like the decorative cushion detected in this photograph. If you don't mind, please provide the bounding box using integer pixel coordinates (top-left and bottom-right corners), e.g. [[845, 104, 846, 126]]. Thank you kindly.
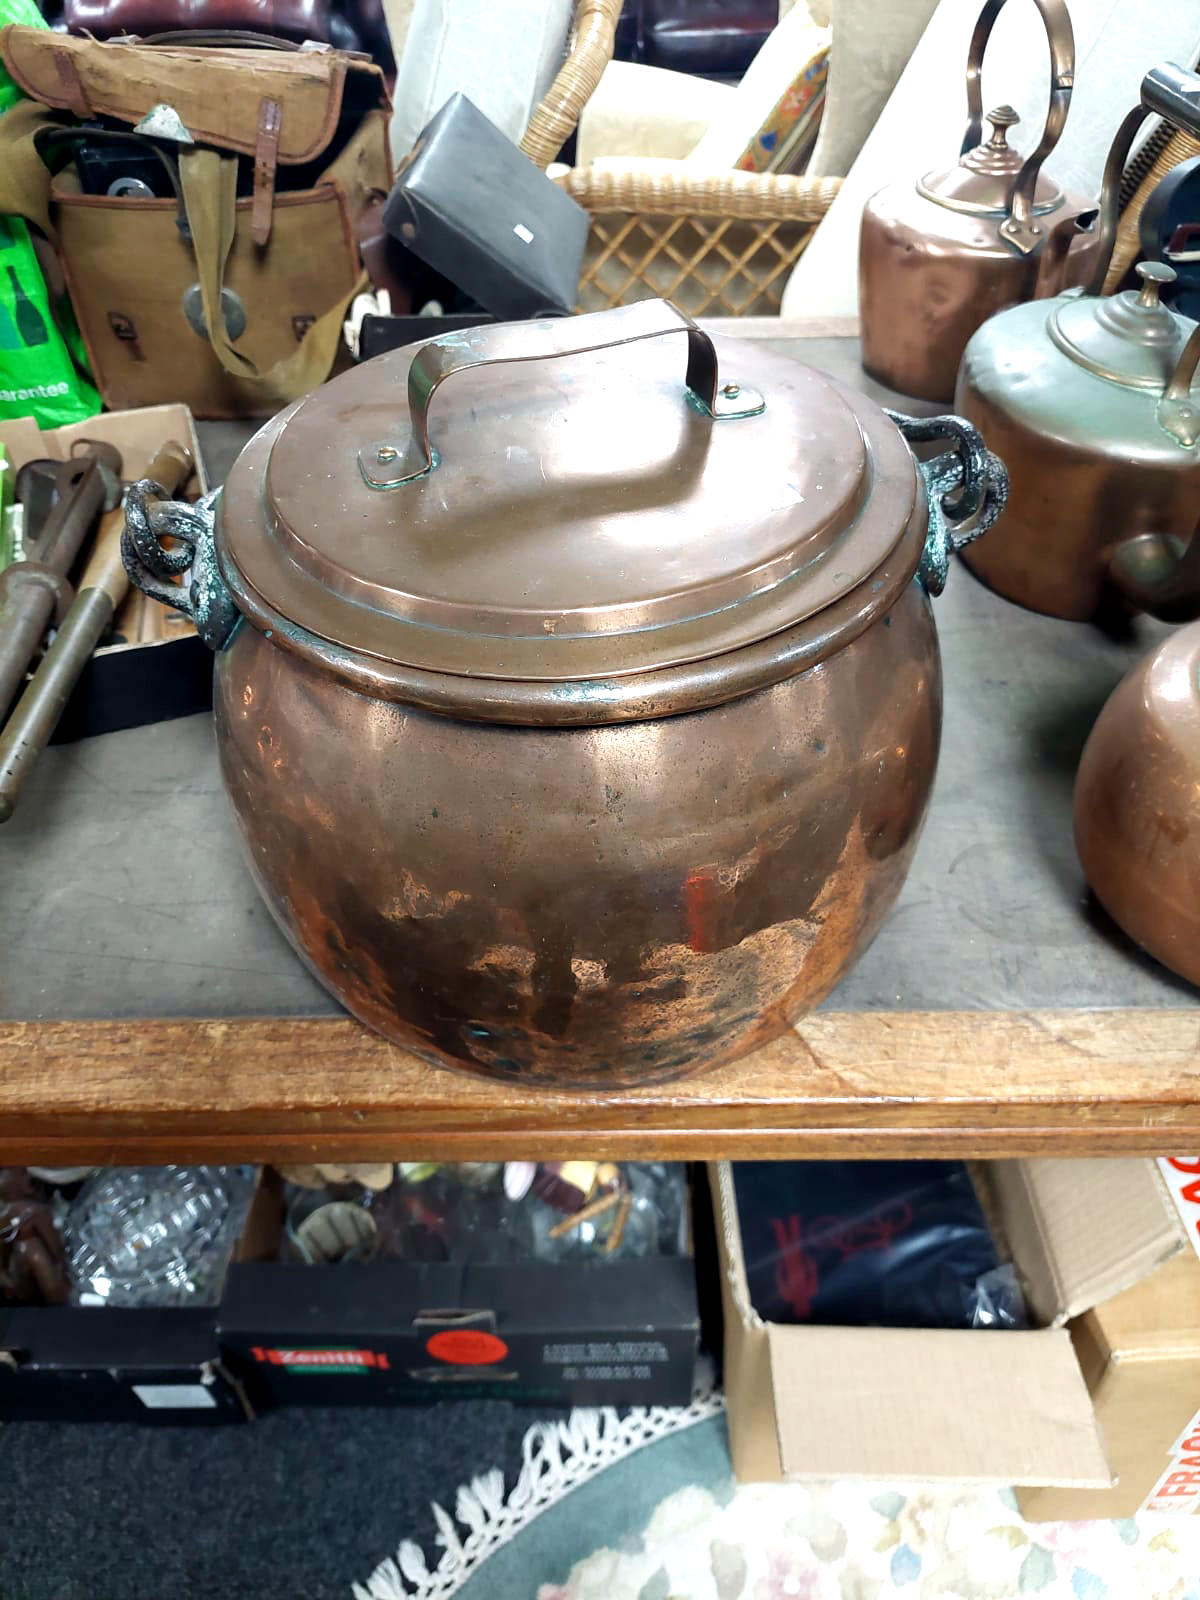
[[734, 42, 827, 173], [578, 60, 735, 166], [388, 0, 573, 164], [686, 2, 830, 171]]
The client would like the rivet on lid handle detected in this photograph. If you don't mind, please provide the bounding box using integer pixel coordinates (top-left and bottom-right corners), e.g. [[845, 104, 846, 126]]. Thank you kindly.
[[358, 302, 767, 491]]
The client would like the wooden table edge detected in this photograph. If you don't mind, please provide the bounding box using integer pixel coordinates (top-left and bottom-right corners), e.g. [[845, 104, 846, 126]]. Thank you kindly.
[[699, 315, 862, 339], [2, 1009, 1196, 1163]]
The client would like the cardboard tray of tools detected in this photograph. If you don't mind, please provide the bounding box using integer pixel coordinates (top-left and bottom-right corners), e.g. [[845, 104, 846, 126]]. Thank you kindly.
[[1, 403, 211, 741], [713, 1156, 1187, 1489]]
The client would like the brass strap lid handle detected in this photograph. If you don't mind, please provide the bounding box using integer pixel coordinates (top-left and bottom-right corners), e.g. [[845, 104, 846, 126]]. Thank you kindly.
[[961, 0, 1075, 254], [358, 301, 765, 491], [1085, 62, 1200, 298]]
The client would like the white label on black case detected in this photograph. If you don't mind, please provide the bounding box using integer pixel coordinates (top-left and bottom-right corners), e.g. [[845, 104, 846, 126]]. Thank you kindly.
[[131, 1383, 217, 1410]]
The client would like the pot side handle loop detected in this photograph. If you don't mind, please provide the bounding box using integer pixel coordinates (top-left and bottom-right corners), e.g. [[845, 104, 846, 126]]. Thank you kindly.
[[886, 410, 1009, 597], [358, 300, 765, 490], [960, 0, 1075, 256], [121, 483, 240, 651]]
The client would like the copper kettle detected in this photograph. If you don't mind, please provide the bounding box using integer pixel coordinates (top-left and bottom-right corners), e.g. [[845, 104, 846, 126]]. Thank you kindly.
[[957, 62, 1200, 622], [859, 0, 1099, 404], [1075, 620, 1200, 989]]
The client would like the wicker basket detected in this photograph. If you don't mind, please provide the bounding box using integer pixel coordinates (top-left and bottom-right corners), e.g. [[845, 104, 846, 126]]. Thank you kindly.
[[559, 167, 839, 316], [520, 0, 841, 316], [1104, 127, 1200, 294]]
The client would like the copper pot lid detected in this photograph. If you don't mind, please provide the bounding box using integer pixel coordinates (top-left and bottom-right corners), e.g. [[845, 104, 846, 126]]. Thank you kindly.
[[221, 302, 920, 683], [918, 106, 1065, 218], [1048, 262, 1197, 390]]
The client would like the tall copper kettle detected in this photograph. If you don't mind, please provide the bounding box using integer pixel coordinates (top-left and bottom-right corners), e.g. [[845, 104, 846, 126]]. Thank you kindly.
[[1075, 620, 1200, 988], [122, 302, 1007, 1089], [859, 0, 1100, 404], [957, 63, 1200, 623]]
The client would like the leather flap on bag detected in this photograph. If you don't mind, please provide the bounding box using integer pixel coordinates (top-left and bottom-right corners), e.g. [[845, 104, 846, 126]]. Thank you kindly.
[[0, 26, 388, 164]]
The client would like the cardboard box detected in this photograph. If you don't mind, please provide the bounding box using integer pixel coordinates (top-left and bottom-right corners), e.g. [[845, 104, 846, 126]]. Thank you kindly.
[[0, 1163, 257, 1424], [1, 404, 212, 743], [0, 1305, 253, 1424], [219, 1175, 700, 1410], [1019, 1199, 1200, 1519], [713, 1158, 1185, 1486]]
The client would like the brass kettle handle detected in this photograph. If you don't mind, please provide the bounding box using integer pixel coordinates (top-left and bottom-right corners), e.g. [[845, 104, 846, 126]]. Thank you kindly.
[[961, 0, 1075, 255], [1085, 62, 1200, 297], [358, 301, 766, 490], [1158, 320, 1200, 448]]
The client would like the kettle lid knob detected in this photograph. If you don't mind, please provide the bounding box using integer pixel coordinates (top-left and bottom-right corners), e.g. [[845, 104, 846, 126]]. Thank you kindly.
[[985, 105, 1021, 146], [1135, 260, 1177, 308]]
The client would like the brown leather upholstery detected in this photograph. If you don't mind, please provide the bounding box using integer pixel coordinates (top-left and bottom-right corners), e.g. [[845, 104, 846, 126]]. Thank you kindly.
[[617, 0, 778, 82]]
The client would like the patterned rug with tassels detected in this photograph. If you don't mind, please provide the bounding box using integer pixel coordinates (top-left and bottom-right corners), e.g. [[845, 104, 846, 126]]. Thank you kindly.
[[354, 1393, 1200, 1600]]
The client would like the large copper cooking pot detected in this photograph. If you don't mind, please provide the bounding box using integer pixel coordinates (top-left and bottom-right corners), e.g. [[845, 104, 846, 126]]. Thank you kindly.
[[858, 0, 1099, 405], [123, 302, 1007, 1088]]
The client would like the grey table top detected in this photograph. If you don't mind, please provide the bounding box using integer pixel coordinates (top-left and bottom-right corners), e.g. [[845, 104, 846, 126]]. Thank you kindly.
[[1, 335, 1190, 1023]]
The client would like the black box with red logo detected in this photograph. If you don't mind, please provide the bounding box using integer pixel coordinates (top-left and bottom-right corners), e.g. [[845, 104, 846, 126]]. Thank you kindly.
[[217, 1180, 700, 1410]]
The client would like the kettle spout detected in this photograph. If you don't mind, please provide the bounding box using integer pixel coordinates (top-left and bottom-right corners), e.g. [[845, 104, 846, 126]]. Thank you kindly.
[[1032, 204, 1101, 298]]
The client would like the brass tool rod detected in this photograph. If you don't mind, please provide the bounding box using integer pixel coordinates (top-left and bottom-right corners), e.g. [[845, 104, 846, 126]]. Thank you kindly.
[[0, 441, 194, 823], [0, 457, 111, 722]]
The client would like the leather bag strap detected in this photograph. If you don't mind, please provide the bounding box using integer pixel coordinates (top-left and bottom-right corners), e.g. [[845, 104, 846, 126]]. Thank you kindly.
[[178, 144, 360, 404]]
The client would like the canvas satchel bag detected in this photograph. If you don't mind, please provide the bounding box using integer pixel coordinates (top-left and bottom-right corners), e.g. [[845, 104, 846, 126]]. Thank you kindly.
[[0, 27, 391, 416]]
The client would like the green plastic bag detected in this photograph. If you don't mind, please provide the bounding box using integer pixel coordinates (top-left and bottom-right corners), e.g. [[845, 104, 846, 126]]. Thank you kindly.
[[0, 0, 42, 116], [0, 0, 101, 427], [0, 213, 100, 427]]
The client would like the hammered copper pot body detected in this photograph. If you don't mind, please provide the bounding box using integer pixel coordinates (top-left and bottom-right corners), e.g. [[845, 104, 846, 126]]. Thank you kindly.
[[214, 583, 940, 1087], [1074, 623, 1200, 988], [121, 301, 1007, 1088], [859, 182, 1098, 405]]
